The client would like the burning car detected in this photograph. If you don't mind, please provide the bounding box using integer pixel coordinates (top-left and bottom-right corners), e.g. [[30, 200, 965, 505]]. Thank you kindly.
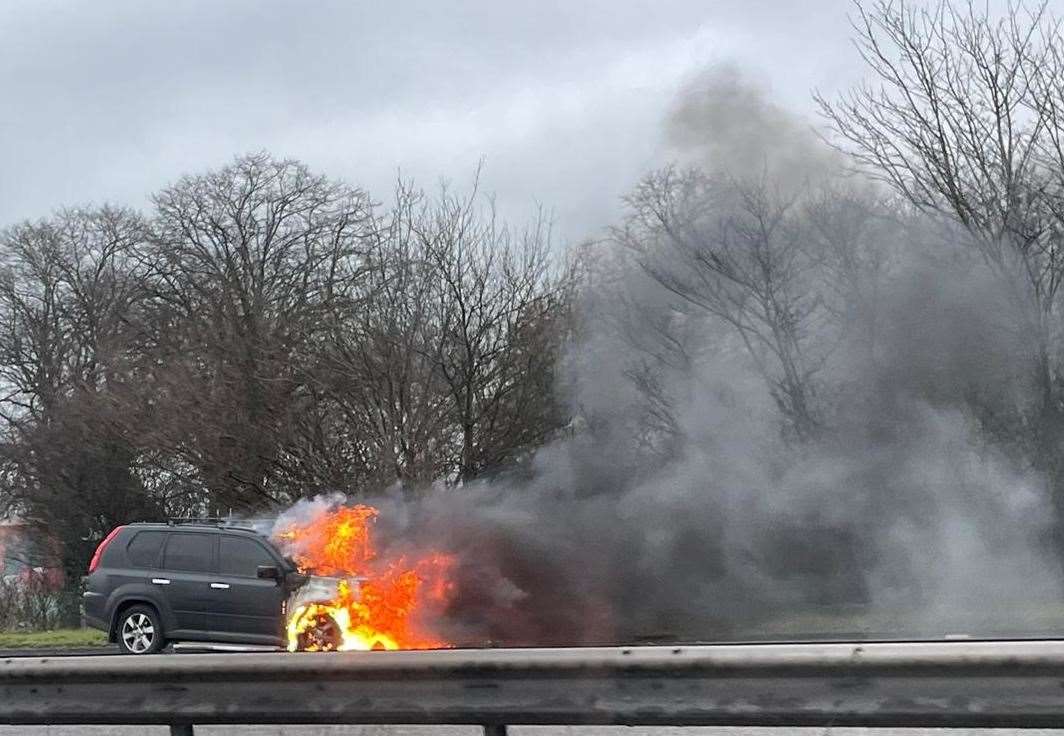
[[82, 507, 452, 654], [275, 502, 454, 651]]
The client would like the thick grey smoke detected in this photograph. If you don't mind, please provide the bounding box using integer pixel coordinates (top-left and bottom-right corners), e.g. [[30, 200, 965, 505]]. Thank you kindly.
[[665, 65, 840, 192], [286, 68, 1064, 646]]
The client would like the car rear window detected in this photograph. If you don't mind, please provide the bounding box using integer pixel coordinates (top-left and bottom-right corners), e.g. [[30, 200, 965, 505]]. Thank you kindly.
[[162, 532, 214, 573], [219, 536, 275, 577], [126, 531, 166, 568]]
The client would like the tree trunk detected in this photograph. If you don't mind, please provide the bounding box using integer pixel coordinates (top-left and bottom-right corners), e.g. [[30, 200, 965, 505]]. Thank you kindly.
[[461, 421, 475, 483]]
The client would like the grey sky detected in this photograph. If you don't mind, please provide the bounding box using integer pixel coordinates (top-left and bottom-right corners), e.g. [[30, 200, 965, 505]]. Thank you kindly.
[[0, 1, 929, 243]]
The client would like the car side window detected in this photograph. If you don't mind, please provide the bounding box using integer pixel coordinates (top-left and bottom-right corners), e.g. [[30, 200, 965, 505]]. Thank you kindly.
[[219, 536, 275, 577], [162, 532, 214, 573], [127, 531, 166, 568]]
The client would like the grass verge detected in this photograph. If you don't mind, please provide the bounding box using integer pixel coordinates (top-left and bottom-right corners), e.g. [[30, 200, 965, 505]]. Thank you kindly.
[[0, 628, 107, 649]]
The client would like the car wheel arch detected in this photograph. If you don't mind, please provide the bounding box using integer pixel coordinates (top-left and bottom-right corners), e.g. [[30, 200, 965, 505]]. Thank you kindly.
[[106, 582, 175, 634], [109, 598, 163, 642]]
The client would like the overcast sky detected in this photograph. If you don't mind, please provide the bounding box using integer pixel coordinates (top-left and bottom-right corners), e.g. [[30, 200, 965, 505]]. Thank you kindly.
[[0, 0, 978, 244]]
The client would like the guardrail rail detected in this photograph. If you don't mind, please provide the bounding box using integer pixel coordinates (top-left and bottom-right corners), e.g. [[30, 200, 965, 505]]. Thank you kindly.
[[4, 640, 1064, 734]]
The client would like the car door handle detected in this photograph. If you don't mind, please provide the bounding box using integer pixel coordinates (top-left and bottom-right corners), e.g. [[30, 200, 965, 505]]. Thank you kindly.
[[210, 583, 230, 589], [151, 578, 170, 585]]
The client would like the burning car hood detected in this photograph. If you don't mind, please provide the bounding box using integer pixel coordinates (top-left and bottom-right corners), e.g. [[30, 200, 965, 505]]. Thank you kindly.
[[289, 573, 364, 611]]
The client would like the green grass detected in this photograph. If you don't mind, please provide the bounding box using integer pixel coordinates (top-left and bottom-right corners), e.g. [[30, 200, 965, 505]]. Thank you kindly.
[[737, 601, 1064, 641], [0, 628, 108, 649]]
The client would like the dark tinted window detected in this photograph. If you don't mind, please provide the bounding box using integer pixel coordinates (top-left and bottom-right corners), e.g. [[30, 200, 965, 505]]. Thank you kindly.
[[219, 536, 275, 577], [126, 531, 165, 568], [162, 533, 214, 573]]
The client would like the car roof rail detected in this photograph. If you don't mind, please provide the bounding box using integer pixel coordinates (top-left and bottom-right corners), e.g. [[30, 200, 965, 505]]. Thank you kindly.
[[159, 517, 265, 532], [166, 517, 228, 526]]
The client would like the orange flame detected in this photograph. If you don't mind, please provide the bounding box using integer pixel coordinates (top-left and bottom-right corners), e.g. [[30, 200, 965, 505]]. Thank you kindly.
[[276, 504, 454, 651]]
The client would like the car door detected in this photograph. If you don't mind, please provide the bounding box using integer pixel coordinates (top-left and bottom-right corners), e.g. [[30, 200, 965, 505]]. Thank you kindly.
[[212, 534, 287, 640], [111, 528, 168, 594], [157, 531, 218, 635]]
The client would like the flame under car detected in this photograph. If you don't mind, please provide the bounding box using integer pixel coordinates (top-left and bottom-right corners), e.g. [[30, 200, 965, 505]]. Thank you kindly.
[[286, 574, 370, 651]]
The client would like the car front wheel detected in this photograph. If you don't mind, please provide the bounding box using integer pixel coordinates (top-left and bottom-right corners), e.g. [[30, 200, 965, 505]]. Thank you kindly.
[[295, 610, 343, 652], [116, 605, 165, 654]]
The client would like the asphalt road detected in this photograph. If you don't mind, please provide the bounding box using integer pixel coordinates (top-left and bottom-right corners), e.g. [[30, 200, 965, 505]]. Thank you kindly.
[[0, 645, 117, 658], [2, 728, 1064, 736]]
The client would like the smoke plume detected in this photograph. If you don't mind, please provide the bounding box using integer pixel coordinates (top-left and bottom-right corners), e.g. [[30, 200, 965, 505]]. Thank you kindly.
[[283, 67, 1064, 646]]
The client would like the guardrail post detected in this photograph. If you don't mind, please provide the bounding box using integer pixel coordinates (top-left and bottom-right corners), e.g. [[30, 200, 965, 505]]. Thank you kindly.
[[169, 724, 194, 735], [484, 724, 507, 736]]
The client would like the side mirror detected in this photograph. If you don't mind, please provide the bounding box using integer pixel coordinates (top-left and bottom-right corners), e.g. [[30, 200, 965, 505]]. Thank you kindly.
[[257, 565, 281, 580], [285, 571, 309, 591]]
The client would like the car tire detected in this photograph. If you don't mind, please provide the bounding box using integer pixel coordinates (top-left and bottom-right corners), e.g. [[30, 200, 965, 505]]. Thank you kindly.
[[116, 604, 165, 655], [296, 610, 343, 652]]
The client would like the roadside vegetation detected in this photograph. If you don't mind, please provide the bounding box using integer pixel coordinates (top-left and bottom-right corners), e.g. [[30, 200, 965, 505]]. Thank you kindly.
[[0, 628, 106, 650]]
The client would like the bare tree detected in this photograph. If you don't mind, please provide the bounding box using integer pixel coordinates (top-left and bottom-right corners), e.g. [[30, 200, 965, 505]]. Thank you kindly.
[[413, 182, 572, 482], [818, 0, 1064, 400], [0, 156, 577, 580], [142, 153, 374, 510], [0, 207, 157, 581], [805, 184, 901, 367], [311, 183, 454, 494], [617, 167, 826, 440], [576, 232, 707, 462], [817, 0, 1064, 531]]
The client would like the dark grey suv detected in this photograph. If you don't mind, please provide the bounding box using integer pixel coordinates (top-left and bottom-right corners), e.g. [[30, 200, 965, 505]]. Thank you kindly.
[[82, 522, 306, 654]]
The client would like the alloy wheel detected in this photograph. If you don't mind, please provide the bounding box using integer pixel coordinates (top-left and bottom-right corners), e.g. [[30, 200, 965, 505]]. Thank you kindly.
[[121, 612, 155, 653]]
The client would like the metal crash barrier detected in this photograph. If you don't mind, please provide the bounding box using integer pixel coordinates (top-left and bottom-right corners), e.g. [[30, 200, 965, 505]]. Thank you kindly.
[[4, 640, 1064, 734]]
